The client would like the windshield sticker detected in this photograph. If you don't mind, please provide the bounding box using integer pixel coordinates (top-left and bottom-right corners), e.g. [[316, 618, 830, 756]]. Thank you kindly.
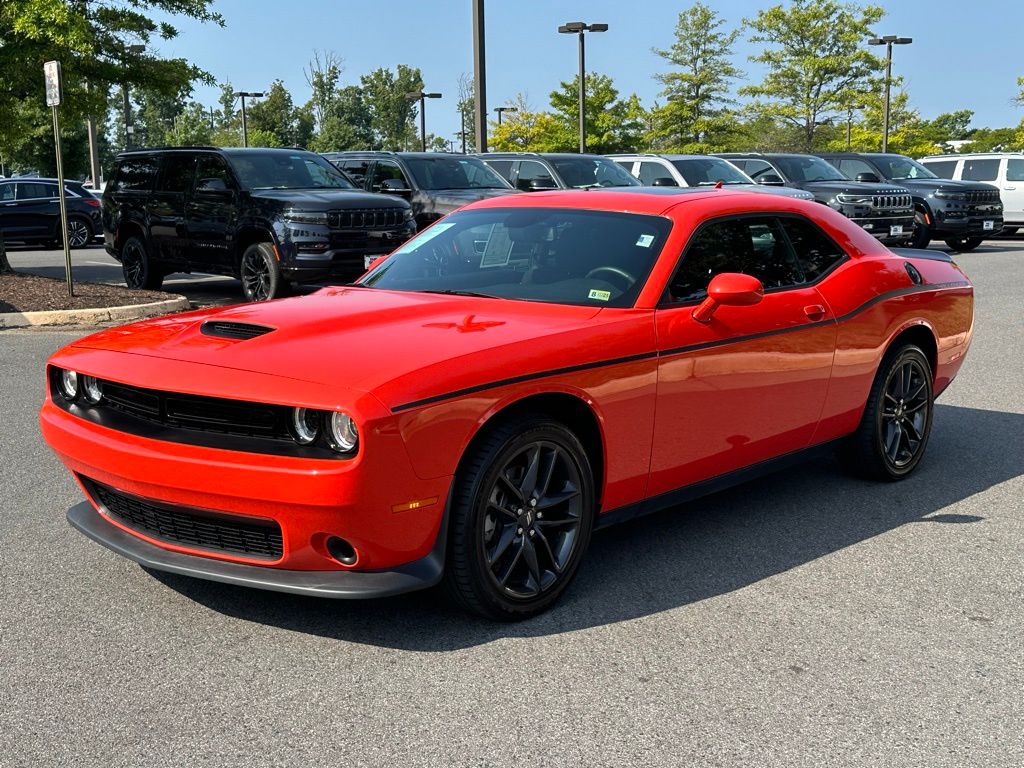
[[588, 289, 611, 301], [636, 234, 655, 248], [393, 222, 456, 254]]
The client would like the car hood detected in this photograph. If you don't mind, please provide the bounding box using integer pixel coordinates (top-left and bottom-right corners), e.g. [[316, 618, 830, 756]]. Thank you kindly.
[[886, 178, 1000, 194], [71, 288, 606, 408], [797, 180, 910, 194], [248, 188, 408, 210]]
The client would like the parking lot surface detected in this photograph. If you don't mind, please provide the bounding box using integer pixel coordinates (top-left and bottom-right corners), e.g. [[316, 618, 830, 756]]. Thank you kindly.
[[1, 241, 1022, 767]]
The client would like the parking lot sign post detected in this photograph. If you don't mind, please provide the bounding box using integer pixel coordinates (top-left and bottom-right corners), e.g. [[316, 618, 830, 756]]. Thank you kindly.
[[44, 60, 74, 298]]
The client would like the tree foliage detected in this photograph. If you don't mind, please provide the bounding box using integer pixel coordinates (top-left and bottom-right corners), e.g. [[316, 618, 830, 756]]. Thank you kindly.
[[359, 65, 424, 150], [547, 74, 645, 153]]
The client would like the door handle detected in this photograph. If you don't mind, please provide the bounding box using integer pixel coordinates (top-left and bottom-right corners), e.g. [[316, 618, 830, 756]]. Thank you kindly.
[[803, 304, 827, 321], [3, 202, 17, 207], [1003, 186, 1016, 190]]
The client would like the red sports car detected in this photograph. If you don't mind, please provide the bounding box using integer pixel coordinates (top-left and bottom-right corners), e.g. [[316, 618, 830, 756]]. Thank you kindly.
[[40, 188, 973, 620]]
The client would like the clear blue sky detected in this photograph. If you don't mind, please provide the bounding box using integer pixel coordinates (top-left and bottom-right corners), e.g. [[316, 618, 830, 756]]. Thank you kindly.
[[154, 0, 1024, 142]]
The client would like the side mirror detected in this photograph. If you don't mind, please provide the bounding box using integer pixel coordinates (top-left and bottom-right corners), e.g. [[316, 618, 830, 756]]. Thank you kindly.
[[379, 178, 412, 195], [528, 178, 558, 191], [757, 173, 785, 186], [856, 172, 881, 183], [692, 272, 764, 323], [652, 177, 679, 187], [196, 177, 230, 195]]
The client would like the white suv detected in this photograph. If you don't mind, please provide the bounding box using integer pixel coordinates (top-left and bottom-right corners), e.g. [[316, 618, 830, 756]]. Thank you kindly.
[[609, 154, 814, 201], [918, 153, 1024, 233]]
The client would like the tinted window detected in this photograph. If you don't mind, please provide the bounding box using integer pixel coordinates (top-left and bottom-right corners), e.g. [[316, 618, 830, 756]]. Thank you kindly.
[[361, 207, 672, 308], [548, 156, 640, 188], [17, 182, 55, 199], [669, 217, 804, 302], [195, 155, 233, 189], [367, 161, 409, 190], [403, 156, 509, 190], [516, 160, 557, 191], [771, 156, 847, 182], [340, 160, 370, 185], [0, 183, 14, 201], [740, 159, 775, 180], [869, 155, 937, 180], [484, 160, 514, 182], [227, 151, 354, 190], [637, 161, 668, 185], [671, 157, 751, 186], [1005, 159, 1024, 182], [779, 216, 846, 281], [921, 159, 957, 179], [111, 157, 159, 192], [836, 158, 878, 179], [961, 159, 1000, 181], [157, 154, 195, 193]]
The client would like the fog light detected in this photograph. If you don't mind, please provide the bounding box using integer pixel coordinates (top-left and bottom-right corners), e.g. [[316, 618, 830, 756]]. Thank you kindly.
[[291, 407, 321, 444], [59, 369, 79, 401], [82, 375, 103, 404], [326, 536, 357, 566]]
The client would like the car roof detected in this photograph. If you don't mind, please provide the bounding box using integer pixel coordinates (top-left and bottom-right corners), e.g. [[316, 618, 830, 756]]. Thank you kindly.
[[920, 152, 1024, 159], [0, 176, 82, 185], [480, 152, 612, 160], [462, 186, 775, 216], [325, 151, 474, 159]]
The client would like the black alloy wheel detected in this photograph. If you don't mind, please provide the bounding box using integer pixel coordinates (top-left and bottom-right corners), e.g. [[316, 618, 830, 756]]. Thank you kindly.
[[943, 236, 983, 252], [121, 235, 163, 290], [66, 216, 93, 249], [909, 210, 931, 249], [445, 415, 595, 620], [240, 242, 285, 302], [839, 345, 934, 480]]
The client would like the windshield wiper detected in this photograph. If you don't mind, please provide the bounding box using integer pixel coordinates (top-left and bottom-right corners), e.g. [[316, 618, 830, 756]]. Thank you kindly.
[[416, 289, 501, 299]]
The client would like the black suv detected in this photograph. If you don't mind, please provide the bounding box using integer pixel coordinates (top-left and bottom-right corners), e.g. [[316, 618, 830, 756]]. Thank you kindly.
[[0, 177, 101, 248], [817, 152, 1003, 251], [717, 153, 915, 245], [323, 152, 517, 229], [477, 152, 641, 191], [103, 147, 415, 301]]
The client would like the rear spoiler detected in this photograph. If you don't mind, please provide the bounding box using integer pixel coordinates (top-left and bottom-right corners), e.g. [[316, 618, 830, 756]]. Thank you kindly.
[[889, 247, 954, 263]]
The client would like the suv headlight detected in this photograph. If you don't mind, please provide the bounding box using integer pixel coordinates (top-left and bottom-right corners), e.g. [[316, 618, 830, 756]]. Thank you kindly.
[[283, 210, 328, 225], [836, 193, 873, 204], [402, 208, 414, 222], [935, 191, 968, 201]]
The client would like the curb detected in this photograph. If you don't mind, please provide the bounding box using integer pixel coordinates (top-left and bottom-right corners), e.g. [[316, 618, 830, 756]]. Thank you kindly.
[[0, 296, 190, 329]]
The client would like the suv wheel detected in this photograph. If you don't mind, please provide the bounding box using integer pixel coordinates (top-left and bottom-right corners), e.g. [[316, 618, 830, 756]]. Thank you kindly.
[[240, 242, 286, 302], [66, 216, 93, 249], [121, 236, 163, 290], [910, 210, 931, 249], [943, 236, 983, 252]]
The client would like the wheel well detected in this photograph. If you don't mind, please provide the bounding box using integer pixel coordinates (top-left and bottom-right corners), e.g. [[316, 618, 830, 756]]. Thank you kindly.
[[235, 227, 275, 271], [457, 393, 605, 504], [887, 325, 938, 380], [114, 221, 145, 253]]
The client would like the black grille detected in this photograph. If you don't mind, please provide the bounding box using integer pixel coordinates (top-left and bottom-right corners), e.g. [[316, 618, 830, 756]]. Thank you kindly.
[[965, 190, 1000, 204], [328, 208, 404, 230], [872, 194, 912, 210], [200, 321, 275, 340], [84, 477, 283, 559]]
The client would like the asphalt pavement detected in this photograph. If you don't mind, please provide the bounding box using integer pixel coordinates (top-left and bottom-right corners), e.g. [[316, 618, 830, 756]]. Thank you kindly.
[[1, 241, 1022, 767]]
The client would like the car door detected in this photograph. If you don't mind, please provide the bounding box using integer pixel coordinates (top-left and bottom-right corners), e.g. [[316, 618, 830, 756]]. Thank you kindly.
[[0, 181, 23, 237], [13, 182, 60, 239], [648, 214, 839, 496], [148, 153, 195, 267], [186, 154, 239, 272], [1000, 158, 1024, 224]]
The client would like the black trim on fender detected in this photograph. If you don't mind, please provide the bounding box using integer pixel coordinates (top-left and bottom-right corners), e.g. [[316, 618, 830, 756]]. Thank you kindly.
[[389, 280, 970, 413], [889, 247, 955, 263]]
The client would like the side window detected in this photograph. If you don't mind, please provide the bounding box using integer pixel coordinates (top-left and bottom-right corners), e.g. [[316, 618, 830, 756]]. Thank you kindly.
[[742, 159, 775, 180], [16, 182, 54, 200], [921, 159, 957, 179], [1005, 159, 1024, 182], [194, 155, 233, 189], [778, 216, 846, 282], [484, 160, 514, 183], [961, 158, 1000, 181], [157, 154, 195, 193], [111, 157, 159, 192], [637, 161, 668, 185], [0, 183, 14, 201], [368, 161, 408, 190], [668, 217, 803, 302], [837, 158, 877, 179], [613, 160, 636, 176], [516, 160, 556, 191], [341, 160, 370, 186]]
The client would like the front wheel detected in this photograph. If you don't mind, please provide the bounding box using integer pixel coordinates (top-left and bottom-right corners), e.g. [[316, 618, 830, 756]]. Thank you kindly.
[[943, 236, 983, 252], [838, 345, 934, 481], [909, 211, 931, 249], [444, 415, 595, 620], [240, 242, 286, 302]]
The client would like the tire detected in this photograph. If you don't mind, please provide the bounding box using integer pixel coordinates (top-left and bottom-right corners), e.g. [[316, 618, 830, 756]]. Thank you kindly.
[[943, 236, 983, 252], [444, 414, 596, 620], [65, 216, 93, 249], [121, 235, 163, 290], [909, 210, 931, 249], [838, 344, 934, 481], [239, 242, 285, 302], [999, 227, 1018, 236]]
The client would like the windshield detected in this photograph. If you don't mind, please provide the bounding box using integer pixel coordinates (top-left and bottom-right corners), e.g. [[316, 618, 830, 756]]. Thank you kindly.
[[226, 152, 355, 190], [549, 157, 641, 189], [359, 207, 672, 308], [870, 155, 938, 180], [403, 156, 511, 190], [671, 158, 752, 186], [771, 156, 848, 183]]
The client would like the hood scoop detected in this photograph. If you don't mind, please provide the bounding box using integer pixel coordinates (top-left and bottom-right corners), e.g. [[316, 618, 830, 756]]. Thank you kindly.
[[200, 321, 276, 340]]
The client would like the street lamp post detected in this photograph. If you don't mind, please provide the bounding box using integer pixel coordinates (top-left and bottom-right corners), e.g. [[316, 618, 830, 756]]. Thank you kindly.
[[121, 44, 145, 150], [868, 35, 912, 153], [557, 21, 608, 153], [406, 91, 442, 152], [494, 106, 517, 125], [235, 91, 264, 147]]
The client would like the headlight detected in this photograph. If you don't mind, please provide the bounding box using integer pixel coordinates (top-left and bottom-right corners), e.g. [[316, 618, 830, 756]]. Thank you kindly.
[[402, 208, 414, 222], [935, 191, 968, 201], [326, 411, 359, 453], [283, 210, 328, 225], [836, 194, 873, 204], [82, 375, 103, 404], [58, 369, 79, 401], [291, 407, 321, 445]]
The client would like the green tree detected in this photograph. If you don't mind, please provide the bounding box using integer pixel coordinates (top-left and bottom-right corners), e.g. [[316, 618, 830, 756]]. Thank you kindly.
[[165, 102, 214, 146], [548, 74, 646, 153], [360, 65, 424, 150], [304, 53, 372, 151], [456, 73, 476, 152], [650, 3, 742, 151], [489, 95, 566, 152], [740, 0, 885, 150], [247, 80, 302, 147]]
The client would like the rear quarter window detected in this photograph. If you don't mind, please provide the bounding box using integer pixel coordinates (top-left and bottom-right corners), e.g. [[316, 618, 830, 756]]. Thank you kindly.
[[960, 159, 1000, 182], [110, 157, 159, 193], [921, 159, 957, 179]]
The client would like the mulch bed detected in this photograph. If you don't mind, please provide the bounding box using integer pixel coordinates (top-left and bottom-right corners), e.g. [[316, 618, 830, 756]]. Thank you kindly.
[[0, 272, 170, 314]]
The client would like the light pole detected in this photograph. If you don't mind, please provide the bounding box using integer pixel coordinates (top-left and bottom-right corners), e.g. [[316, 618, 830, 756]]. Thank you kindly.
[[557, 21, 608, 153], [868, 35, 912, 153], [845, 104, 866, 150], [407, 91, 442, 152], [235, 91, 264, 147], [121, 44, 145, 150], [494, 106, 517, 125]]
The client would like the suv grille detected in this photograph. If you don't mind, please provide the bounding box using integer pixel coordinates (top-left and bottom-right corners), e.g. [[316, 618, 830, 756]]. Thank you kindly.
[[963, 190, 999, 204], [84, 477, 283, 560], [872, 194, 913, 210], [328, 208, 404, 229]]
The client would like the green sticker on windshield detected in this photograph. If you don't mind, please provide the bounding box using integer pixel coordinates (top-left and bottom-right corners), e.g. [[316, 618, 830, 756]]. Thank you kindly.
[[588, 289, 611, 301]]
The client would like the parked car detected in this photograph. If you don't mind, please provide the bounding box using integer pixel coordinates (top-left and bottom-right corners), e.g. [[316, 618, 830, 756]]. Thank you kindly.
[[610, 153, 815, 201], [43, 187, 973, 620], [323, 151, 517, 229], [817, 152, 1003, 251], [0, 177, 101, 248], [477, 152, 641, 192], [103, 147, 415, 301], [717, 153, 915, 244], [917, 153, 1024, 236]]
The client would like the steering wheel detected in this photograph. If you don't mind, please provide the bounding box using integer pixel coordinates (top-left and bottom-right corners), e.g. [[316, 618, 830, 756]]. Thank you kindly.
[[585, 266, 636, 291]]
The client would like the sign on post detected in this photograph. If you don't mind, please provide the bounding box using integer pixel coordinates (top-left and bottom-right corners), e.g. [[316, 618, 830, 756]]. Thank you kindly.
[[44, 60, 74, 298], [44, 61, 63, 106]]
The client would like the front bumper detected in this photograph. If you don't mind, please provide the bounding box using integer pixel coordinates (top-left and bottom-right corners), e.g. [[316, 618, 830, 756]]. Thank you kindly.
[[847, 213, 915, 242], [68, 501, 443, 598], [931, 212, 1004, 238]]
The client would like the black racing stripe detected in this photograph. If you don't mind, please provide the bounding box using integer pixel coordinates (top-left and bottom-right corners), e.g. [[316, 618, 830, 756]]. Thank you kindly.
[[388, 280, 971, 413]]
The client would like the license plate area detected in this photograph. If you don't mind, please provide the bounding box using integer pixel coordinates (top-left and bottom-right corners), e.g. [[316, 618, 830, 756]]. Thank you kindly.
[[889, 225, 903, 237], [983, 220, 995, 231]]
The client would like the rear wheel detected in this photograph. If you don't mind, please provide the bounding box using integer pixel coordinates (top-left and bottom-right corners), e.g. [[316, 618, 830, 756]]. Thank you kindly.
[[909, 210, 931, 249], [240, 242, 286, 302], [65, 215, 93, 249], [121, 235, 163, 290], [943, 236, 983, 252], [444, 415, 595, 620]]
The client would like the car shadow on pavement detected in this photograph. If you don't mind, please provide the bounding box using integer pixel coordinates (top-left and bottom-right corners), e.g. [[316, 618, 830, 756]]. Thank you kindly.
[[149, 403, 1022, 650]]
